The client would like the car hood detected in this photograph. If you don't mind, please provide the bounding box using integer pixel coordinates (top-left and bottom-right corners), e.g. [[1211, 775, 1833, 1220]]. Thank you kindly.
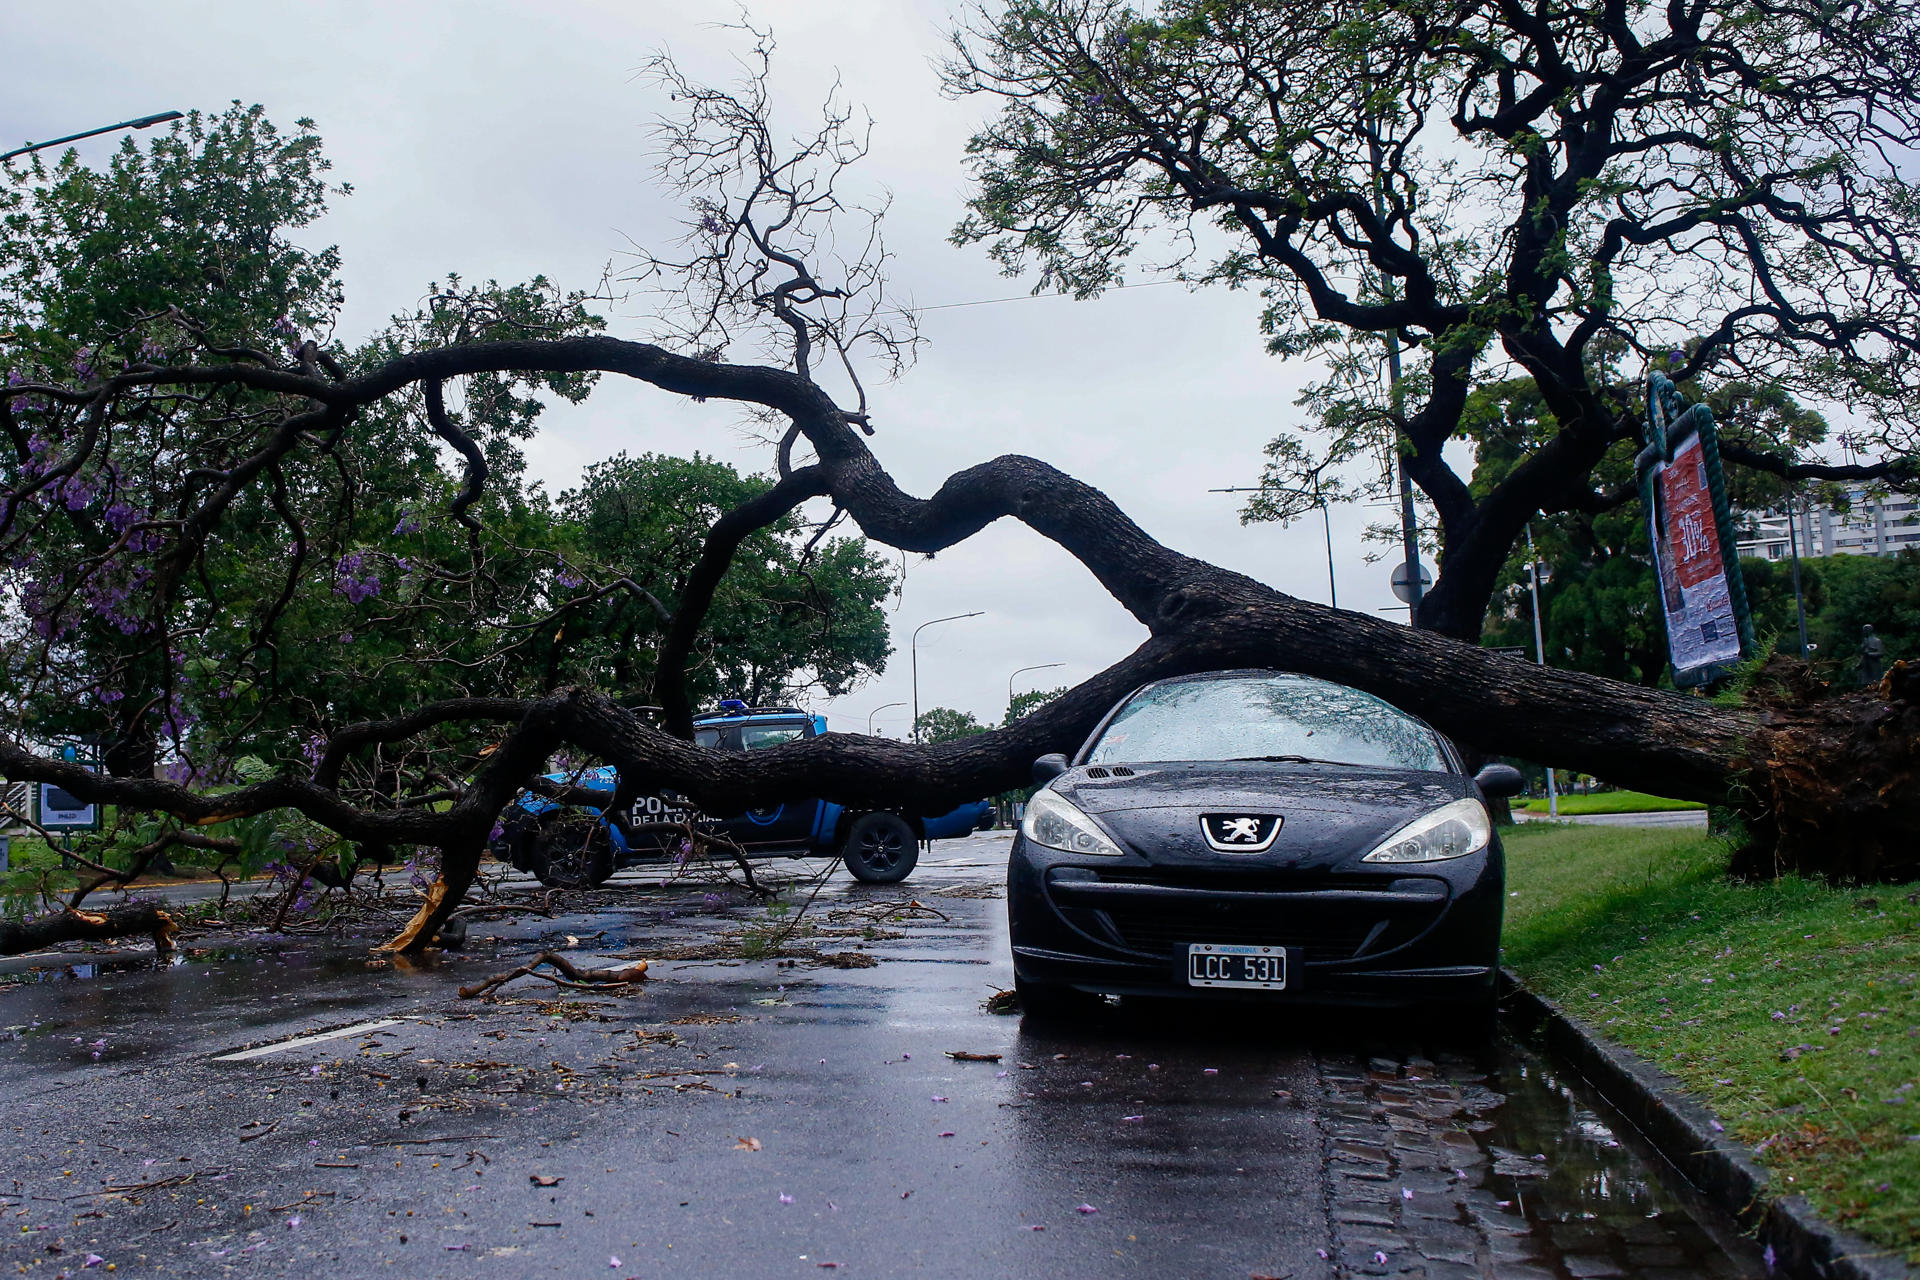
[[1051, 760, 1473, 870]]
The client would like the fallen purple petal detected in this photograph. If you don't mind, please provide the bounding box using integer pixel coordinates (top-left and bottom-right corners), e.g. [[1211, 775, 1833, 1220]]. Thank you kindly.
[[1076, 1203, 1098, 1214]]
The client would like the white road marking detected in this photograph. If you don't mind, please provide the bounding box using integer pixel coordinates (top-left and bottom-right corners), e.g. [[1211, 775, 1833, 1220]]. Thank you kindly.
[[213, 1017, 408, 1061]]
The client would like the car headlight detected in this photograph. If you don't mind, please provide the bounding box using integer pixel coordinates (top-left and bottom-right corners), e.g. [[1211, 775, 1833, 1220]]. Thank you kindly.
[[1021, 789, 1125, 857], [1360, 797, 1491, 863]]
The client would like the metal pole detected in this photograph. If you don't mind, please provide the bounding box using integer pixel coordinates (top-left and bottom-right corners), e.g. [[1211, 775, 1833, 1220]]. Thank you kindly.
[[1525, 524, 1558, 817], [1008, 663, 1065, 714], [1316, 479, 1338, 609], [3, 111, 185, 164], [1368, 116, 1421, 625], [867, 701, 905, 735], [909, 612, 984, 742], [1786, 491, 1810, 660]]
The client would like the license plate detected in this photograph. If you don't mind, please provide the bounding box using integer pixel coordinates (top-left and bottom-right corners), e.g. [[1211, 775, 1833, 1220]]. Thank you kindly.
[[1187, 944, 1287, 990]]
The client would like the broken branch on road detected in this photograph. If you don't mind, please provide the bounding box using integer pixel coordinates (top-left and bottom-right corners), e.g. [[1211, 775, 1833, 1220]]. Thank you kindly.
[[458, 951, 649, 1000]]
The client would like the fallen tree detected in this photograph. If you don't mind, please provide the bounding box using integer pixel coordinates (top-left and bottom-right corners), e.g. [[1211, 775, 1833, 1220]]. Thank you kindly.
[[2, 45, 1914, 959], [0, 901, 179, 957]]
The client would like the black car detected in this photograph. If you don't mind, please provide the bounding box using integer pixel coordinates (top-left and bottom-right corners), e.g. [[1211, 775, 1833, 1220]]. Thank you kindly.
[[1008, 669, 1522, 1026]]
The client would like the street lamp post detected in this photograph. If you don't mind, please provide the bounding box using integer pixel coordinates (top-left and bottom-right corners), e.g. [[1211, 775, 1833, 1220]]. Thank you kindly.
[[867, 701, 905, 736], [910, 612, 984, 742], [1786, 489, 1811, 659], [1524, 524, 1559, 818], [1007, 663, 1066, 717], [1207, 486, 1339, 608], [3, 111, 186, 164]]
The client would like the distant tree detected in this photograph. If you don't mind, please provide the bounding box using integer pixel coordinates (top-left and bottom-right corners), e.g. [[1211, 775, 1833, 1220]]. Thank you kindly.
[[1474, 372, 1831, 685], [559, 451, 895, 709], [1806, 553, 1920, 674], [914, 707, 988, 744], [1004, 685, 1067, 728]]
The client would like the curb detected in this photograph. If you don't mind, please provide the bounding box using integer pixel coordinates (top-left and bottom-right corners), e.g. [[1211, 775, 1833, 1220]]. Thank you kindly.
[[1499, 969, 1914, 1280]]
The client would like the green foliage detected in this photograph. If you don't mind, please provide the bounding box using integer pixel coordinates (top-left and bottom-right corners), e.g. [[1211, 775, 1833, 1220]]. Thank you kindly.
[[560, 453, 895, 706], [913, 706, 987, 743], [1474, 372, 1841, 686], [1003, 685, 1066, 728], [0, 103, 344, 366], [1503, 824, 1920, 1261], [0, 107, 896, 807]]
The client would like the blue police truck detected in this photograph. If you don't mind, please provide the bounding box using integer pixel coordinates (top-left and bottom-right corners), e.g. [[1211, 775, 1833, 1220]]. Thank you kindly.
[[494, 701, 993, 887]]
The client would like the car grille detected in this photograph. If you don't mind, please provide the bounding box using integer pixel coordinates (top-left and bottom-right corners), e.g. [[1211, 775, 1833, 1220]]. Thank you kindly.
[[1098, 902, 1377, 962], [1046, 870, 1449, 965]]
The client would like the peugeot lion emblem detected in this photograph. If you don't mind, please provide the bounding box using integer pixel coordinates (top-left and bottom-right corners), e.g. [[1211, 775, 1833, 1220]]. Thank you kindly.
[[1199, 813, 1282, 853]]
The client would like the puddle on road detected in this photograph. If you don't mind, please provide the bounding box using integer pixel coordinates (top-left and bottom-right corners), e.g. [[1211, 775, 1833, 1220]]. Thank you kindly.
[[1006, 999, 1768, 1278], [1313, 1034, 1768, 1278]]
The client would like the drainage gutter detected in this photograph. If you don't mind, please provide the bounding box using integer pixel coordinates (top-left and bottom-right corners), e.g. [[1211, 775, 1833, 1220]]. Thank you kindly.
[[1500, 968, 1913, 1280]]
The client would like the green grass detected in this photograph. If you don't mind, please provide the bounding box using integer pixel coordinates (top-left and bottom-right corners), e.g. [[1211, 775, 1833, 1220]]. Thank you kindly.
[[1515, 789, 1706, 814], [1501, 823, 1920, 1262]]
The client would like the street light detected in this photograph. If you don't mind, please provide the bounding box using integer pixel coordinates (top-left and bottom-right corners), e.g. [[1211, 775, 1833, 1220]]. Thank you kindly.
[[3, 111, 186, 164], [867, 701, 905, 735], [1209, 484, 1338, 607], [910, 611, 984, 742], [1524, 524, 1559, 818], [1007, 663, 1066, 716]]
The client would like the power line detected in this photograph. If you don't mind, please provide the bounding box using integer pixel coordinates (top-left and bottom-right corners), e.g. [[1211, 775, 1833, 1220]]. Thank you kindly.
[[902, 278, 1183, 315]]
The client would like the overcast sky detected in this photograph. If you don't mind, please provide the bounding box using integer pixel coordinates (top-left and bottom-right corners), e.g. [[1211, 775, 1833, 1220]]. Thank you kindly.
[[8, 0, 1423, 737]]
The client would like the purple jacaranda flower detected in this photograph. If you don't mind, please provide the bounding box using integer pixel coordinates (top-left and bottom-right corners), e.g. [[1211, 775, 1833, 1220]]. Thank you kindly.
[[334, 552, 381, 603]]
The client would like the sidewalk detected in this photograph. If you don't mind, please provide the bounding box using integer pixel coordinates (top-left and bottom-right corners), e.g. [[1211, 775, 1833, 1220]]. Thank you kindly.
[[1514, 807, 1708, 827]]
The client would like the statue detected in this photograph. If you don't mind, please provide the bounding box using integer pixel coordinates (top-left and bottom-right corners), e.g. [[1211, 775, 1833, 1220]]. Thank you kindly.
[[1860, 624, 1887, 687]]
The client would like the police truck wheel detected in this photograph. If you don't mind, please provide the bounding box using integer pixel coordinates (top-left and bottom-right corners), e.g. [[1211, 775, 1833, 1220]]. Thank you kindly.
[[532, 816, 614, 889], [841, 812, 919, 884]]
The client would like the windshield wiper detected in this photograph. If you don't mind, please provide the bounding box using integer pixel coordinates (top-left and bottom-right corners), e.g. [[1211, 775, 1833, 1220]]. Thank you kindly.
[[1229, 754, 1363, 766]]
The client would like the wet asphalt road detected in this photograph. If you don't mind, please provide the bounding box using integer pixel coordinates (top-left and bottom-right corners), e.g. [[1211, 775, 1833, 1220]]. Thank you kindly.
[[1, 834, 1765, 1279]]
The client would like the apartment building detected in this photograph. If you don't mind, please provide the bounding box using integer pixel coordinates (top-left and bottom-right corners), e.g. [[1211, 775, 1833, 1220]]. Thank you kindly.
[[1736, 488, 1920, 561]]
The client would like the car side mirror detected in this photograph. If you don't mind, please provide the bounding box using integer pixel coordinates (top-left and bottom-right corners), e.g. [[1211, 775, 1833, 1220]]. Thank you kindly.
[[1474, 763, 1524, 798], [1031, 753, 1069, 785]]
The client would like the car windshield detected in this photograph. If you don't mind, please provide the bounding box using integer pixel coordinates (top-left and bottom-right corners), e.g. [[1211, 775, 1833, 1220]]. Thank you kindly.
[[694, 727, 724, 749], [740, 722, 808, 751], [1084, 674, 1447, 772]]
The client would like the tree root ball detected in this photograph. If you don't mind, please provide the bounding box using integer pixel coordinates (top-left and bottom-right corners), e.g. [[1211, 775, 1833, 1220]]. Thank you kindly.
[[1736, 657, 1920, 883]]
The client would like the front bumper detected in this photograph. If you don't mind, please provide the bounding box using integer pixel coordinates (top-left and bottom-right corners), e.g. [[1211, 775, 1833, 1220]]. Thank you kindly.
[[1007, 833, 1503, 1008]]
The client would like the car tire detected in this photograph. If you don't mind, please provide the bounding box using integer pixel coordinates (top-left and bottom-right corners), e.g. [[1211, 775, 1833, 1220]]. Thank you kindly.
[[840, 812, 919, 883], [1013, 973, 1103, 1022], [532, 815, 614, 889]]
